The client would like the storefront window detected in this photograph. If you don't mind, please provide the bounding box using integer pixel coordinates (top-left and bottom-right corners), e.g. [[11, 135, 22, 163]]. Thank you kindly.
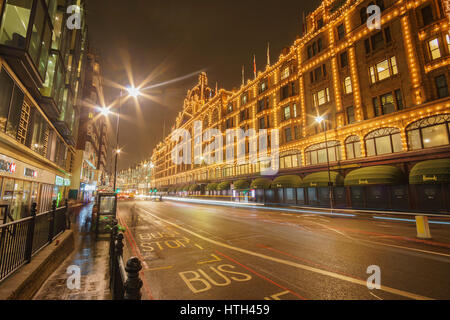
[[345, 135, 362, 159], [11, 179, 23, 220], [365, 128, 402, 157], [407, 115, 450, 150], [0, 0, 32, 48], [305, 141, 342, 165]]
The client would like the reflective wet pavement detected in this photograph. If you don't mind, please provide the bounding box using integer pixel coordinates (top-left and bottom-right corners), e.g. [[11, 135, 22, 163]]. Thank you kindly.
[[33, 204, 111, 300]]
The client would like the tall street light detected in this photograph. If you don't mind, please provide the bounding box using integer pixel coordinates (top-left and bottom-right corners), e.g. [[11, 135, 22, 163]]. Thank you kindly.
[[113, 87, 142, 193], [316, 115, 334, 212]]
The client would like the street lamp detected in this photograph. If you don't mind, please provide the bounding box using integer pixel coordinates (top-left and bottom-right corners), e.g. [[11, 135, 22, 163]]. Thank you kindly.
[[112, 87, 142, 193], [316, 115, 334, 213]]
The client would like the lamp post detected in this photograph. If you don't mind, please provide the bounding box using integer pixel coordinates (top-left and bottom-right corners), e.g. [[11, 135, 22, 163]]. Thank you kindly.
[[103, 86, 142, 193], [316, 115, 334, 212]]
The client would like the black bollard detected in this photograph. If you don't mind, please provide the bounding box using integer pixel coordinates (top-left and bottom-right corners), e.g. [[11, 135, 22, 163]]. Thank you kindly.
[[124, 257, 143, 300]]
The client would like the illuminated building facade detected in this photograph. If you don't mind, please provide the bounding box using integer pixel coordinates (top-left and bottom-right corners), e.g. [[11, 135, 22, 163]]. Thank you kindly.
[[149, 0, 450, 212], [0, 0, 90, 219], [70, 52, 110, 202]]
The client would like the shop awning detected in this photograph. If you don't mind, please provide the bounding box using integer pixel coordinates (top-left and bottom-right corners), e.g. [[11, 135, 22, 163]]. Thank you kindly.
[[301, 171, 344, 187], [251, 178, 272, 190], [410, 159, 450, 185], [272, 175, 302, 188], [217, 181, 231, 191], [345, 166, 404, 186], [233, 180, 250, 190], [206, 183, 218, 191], [189, 184, 201, 192]]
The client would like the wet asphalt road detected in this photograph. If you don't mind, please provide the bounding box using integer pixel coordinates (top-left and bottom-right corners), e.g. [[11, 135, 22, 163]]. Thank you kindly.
[[117, 200, 450, 300]]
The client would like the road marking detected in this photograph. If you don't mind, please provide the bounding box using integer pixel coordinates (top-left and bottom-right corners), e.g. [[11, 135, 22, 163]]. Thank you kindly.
[[370, 292, 383, 300], [139, 206, 434, 300], [118, 216, 154, 300], [197, 254, 222, 265], [195, 244, 204, 250], [217, 251, 306, 300], [146, 266, 174, 272], [311, 222, 450, 258], [264, 291, 292, 300]]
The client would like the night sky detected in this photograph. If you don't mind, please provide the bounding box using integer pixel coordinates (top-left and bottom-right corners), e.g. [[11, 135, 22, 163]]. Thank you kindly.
[[86, 0, 321, 171]]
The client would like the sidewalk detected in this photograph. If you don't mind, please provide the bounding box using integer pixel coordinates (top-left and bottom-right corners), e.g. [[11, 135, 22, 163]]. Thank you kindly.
[[33, 204, 111, 300]]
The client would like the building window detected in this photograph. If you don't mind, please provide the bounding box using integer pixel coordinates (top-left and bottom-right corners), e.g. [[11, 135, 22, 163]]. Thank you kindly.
[[345, 136, 362, 160], [280, 152, 302, 169], [365, 27, 392, 54], [0, 0, 33, 49], [380, 92, 395, 115], [294, 125, 301, 140], [395, 89, 404, 110], [435, 75, 449, 98], [428, 38, 441, 60], [365, 128, 402, 157], [305, 141, 342, 165], [227, 103, 233, 114], [283, 106, 291, 121], [317, 18, 324, 29], [373, 90, 403, 116], [340, 51, 348, 68], [369, 56, 398, 83], [241, 92, 249, 106], [407, 115, 450, 150], [259, 79, 268, 94], [337, 24, 345, 40], [0, 68, 26, 139], [284, 127, 292, 143], [421, 5, 434, 26], [311, 65, 326, 83], [281, 67, 290, 80], [346, 106, 355, 124], [30, 111, 48, 157], [313, 88, 330, 107], [280, 85, 289, 101], [259, 117, 266, 130], [371, 31, 384, 51], [343, 77, 352, 94], [306, 38, 324, 59], [446, 34, 450, 53]]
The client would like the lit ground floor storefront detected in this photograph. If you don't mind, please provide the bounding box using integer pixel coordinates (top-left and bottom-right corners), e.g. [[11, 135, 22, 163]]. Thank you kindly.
[[0, 150, 71, 223], [163, 150, 450, 214]]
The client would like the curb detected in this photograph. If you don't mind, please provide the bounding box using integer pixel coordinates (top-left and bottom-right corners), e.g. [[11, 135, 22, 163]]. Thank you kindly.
[[0, 230, 75, 300]]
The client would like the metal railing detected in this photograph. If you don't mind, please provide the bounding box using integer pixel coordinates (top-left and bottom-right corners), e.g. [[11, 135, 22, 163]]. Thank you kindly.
[[109, 219, 143, 300], [0, 200, 69, 283]]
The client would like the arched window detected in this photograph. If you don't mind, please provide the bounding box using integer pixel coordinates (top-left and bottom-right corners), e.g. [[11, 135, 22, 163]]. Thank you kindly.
[[280, 150, 302, 169], [345, 136, 362, 159], [305, 141, 342, 165], [365, 128, 402, 157], [407, 115, 450, 150]]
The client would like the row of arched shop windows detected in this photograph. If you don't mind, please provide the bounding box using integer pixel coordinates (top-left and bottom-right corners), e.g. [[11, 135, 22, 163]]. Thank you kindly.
[[305, 114, 450, 165], [165, 115, 450, 184]]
